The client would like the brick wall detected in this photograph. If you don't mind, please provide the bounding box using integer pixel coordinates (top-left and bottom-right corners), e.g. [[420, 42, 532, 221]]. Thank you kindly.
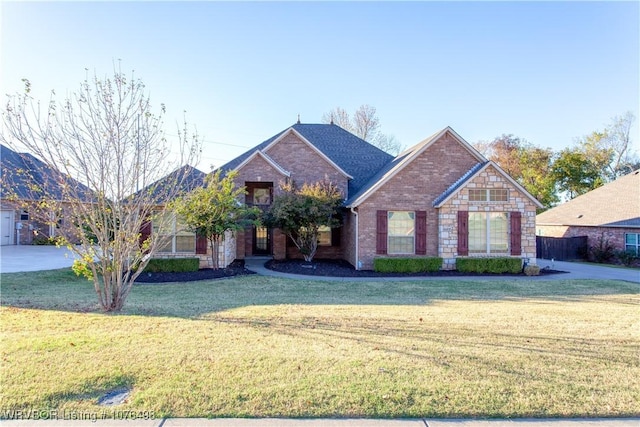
[[265, 132, 349, 198], [233, 131, 351, 259], [355, 132, 480, 270], [438, 164, 538, 269]]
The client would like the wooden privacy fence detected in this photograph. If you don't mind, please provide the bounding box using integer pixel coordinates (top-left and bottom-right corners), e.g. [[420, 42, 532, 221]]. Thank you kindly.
[[536, 235, 588, 261]]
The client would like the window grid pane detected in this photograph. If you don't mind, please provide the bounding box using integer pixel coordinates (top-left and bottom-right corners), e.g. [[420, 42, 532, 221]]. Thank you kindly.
[[318, 225, 331, 246], [388, 211, 415, 254], [469, 189, 487, 202], [489, 212, 508, 253], [489, 189, 508, 201], [468, 212, 487, 253]]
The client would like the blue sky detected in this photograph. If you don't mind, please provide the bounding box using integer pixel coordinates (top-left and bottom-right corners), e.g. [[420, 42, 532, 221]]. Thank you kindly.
[[1, 1, 638, 171]]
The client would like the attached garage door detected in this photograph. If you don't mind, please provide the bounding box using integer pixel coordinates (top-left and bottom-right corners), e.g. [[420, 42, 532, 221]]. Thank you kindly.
[[1, 210, 14, 245]]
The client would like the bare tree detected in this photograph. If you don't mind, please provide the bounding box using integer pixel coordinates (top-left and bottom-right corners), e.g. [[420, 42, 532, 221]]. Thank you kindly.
[[322, 104, 403, 155], [1, 67, 200, 311]]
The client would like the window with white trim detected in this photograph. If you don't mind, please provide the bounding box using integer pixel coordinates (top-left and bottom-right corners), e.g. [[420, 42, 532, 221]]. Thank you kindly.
[[388, 211, 415, 254], [469, 212, 509, 254], [625, 233, 640, 256], [469, 188, 508, 202], [153, 212, 196, 253], [318, 225, 332, 246]]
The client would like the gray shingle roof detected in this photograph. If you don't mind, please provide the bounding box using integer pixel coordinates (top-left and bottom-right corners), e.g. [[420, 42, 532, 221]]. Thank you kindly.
[[536, 169, 640, 228], [132, 164, 206, 204], [1, 144, 94, 202], [218, 123, 394, 197], [432, 162, 488, 206]]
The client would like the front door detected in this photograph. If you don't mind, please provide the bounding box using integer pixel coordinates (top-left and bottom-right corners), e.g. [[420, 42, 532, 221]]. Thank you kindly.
[[1, 211, 14, 245], [253, 226, 271, 255]]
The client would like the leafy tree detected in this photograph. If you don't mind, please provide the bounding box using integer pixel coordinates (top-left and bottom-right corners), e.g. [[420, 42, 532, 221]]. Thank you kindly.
[[474, 134, 558, 210], [264, 180, 343, 262], [577, 112, 638, 180], [0, 67, 200, 312], [551, 148, 605, 199], [322, 104, 403, 155], [171, 170, 260, 269]]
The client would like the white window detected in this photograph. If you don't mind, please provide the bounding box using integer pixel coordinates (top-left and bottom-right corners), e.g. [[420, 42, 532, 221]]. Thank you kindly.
[[388, 211, 415, 254], [469, 188, 508, 202], [469, 212, 508, 254], [625, 233, 640, 256], [153, 213, 196, 253], [318, 225, 332, 246]]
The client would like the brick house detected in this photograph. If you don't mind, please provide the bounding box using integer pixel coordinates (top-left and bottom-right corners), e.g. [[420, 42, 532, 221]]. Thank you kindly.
[[0, 144, 93, 245], [216, 123, 542, 270], [536, 169, 640, 256]]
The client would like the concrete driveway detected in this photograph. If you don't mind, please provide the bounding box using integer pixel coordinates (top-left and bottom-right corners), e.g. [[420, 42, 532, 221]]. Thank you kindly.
[[537, 259, 640, 283], [0, 245, 79, 273]]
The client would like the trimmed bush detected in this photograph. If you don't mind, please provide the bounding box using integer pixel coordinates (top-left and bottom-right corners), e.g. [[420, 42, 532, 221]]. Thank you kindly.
[[374, 257, 442, 273], [144, 258, 199, 273], [456, 257, 522, 274], [524, 265, 541, 276]]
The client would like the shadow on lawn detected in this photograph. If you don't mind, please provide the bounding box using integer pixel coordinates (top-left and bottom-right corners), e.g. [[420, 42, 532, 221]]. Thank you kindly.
[[1, 268, 638, 319]]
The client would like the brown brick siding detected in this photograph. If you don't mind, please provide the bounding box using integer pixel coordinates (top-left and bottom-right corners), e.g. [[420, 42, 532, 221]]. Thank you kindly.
[[355, 132, 480, 269]]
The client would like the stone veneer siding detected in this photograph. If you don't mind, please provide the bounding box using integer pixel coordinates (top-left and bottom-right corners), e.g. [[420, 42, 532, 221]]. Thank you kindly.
[[438, 165, 538, 269], [536, 224, 640, 255], [354, 132, 480, 270]]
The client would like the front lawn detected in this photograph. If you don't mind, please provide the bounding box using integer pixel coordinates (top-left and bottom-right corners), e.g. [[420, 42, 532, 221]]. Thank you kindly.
[[1, 269, 638, 418]]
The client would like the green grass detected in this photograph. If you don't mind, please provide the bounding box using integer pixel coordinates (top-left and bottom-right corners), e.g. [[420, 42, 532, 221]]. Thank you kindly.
[[1, 269, 639, 418]]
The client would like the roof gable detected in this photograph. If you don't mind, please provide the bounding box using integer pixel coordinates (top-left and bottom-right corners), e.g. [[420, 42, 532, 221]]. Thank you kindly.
[[346, 127, 486, 207], [218, 123, 394, 197], [233, 150, 291, 177], [432, 161, 544, 208], [537, 169, 640, 228]]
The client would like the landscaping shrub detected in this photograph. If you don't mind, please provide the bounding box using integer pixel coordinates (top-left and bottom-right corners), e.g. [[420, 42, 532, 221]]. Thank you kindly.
[[373, 257, 442, 273], [589, 234, 616, 263], [615, 250, 638, 267], [524, 265, 541, 276], [456, 257, 522, 274], [143, 258, 199, 273], [32, 235, 57, 245]]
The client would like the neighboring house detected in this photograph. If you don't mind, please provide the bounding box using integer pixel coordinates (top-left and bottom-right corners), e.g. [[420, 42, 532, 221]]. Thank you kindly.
[[536, 169, 640, 256], [0, 144, 93, 245], [215, 122, 542, 270]]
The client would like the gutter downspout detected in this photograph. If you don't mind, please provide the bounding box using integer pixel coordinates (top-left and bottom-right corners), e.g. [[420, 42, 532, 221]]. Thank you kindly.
[[350, 206, 360, 270]]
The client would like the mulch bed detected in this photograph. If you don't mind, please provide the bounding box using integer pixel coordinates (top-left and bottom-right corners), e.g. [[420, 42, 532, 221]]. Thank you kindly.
[[266, 258, 568, 278], [134, 260, 255, 284], [134, 258, 567, 283]]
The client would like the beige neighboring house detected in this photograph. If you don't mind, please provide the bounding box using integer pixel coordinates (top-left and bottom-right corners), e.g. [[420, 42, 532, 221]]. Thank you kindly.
[[536, 170, 640, 256]]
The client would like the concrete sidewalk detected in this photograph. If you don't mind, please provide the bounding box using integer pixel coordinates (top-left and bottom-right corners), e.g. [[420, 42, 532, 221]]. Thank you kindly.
[[1, 417, 638, 426]]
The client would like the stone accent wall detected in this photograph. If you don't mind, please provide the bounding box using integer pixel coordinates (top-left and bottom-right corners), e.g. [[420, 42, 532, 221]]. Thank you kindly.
[[438, 165, 538, 269], [355, 132, 480, 270], [537, 224, 640, 254]]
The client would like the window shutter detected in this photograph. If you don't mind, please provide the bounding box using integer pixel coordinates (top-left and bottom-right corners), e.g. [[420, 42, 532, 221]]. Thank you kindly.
[[457, 211, 469, 256], [331, 226, 341, 247], [415, 210, 427, 255], [376, 210, 388, 255], [196, 233, 208, 254], [139, 219, 151, 251], [510, 211, 522, 256]]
